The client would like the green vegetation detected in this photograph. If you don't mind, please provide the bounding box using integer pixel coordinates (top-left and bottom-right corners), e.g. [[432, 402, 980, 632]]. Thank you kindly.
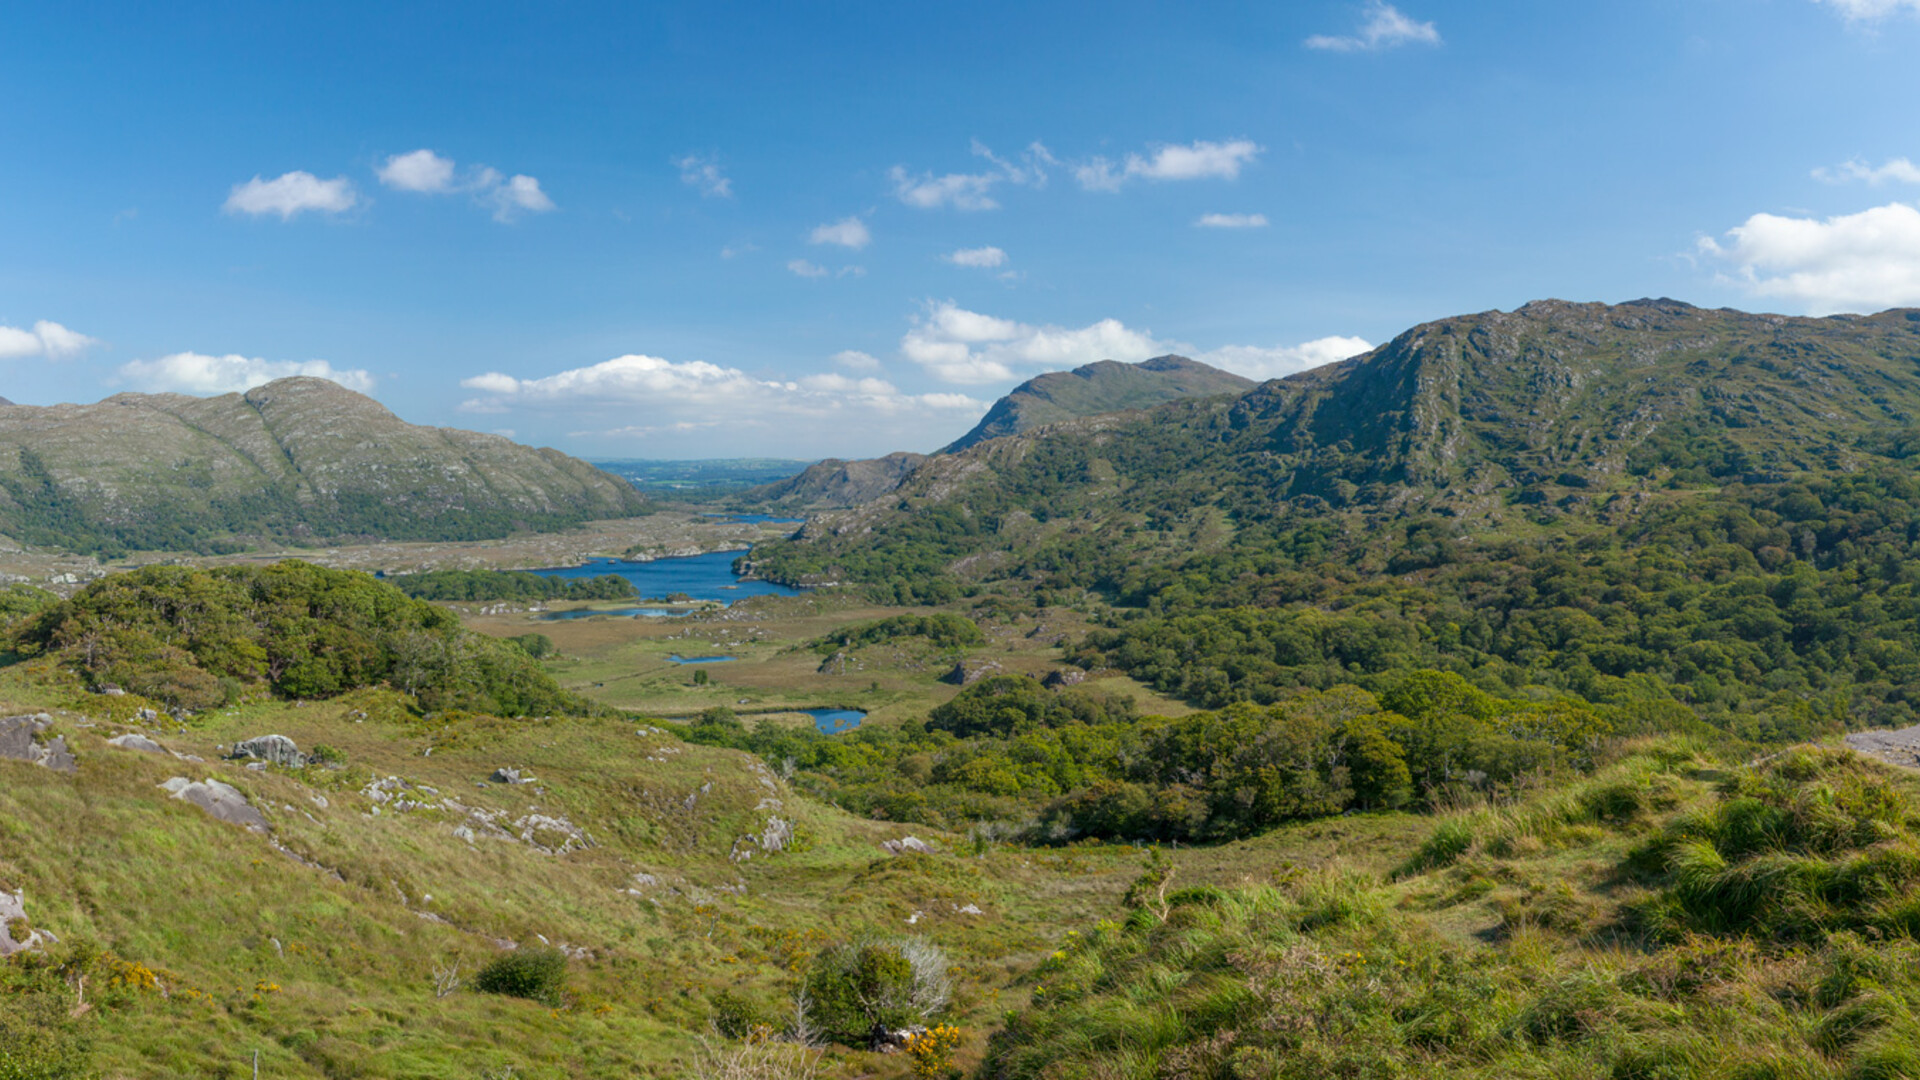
[[8, 561, 593, 715], [943, 354, 1253, 454], [472, 946, 570, 1006], [982, 742, 1920, 1080], [809, 612, 985, 655], [389, 568, 637, 602]]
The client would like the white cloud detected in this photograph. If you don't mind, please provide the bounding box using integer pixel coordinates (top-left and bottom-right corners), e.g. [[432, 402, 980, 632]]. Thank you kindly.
[[456, 353, 987, 452], [809, 216, 871, 249], [833, 350, 882, 370], [0, 320, 99, 361], [1075, 140, 1262, 192], [1814, 157, 1920, 185], [377, 149, 457, 192], [372, 150, 555, 221], [788, 259, 830, 278], [675, 154, 733, 198], [481, 174, 556, 222], [900, 301, 1367, 385], [1700, 201, 1920, 314], [1817, 0, 1920, 19], [1306, 2, 1442, 51], [1198, 336, 1373, 380], [1196, 212, 1270, 228], [889, 140, 1055, 211], [117, 353, 376, 395], [946, 246, 1008, 268], [223, 171, 358, 219]]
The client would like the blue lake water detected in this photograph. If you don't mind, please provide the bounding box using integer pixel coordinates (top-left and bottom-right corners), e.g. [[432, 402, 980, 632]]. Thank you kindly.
[[531, 551, 802, 605], [803, 708, 866, 734], [540, 607, 692, 621], [667, 654, 737, 664]]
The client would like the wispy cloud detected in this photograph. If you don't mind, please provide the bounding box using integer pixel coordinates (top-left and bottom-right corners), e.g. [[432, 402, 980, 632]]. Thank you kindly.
[[374, 149, 556, 221], [1196, 212, 1270, 228], [0, 320, 99, 361], [1814, 157, 1920, 185], [809, 216, 871, 249], [1305, 2, 1442, 52], [1700, 201, 1920, 313], [223, 171, 358, 219], [118, 353, 375, 394], [833, 350, 882, 371], [889, 140, 1056, 211], [788, 259, 831, 279], [675, 153, 733, 198], [945, 246, 1008, 268], [1075, 140, 1261, 192], [1816, 0, 1920, 20]]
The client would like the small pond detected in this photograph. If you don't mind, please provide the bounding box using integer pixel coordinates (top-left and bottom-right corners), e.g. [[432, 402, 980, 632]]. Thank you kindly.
[[539, 607, 693, 621], [802, 708, 866, 734], [667, 654, 737, 664]]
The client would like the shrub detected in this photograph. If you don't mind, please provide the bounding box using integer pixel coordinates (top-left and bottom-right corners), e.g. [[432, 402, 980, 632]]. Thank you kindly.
[[472, 946, 568, 1006], [800, 938, 950, 1046], [712, 990, 778, 1040]]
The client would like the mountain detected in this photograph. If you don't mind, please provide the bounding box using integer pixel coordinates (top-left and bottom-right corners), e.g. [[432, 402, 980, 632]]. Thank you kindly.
[[743, 451, 928, 510], [743, 355, 1254, 510], [0, 396, 12, 406], [941, 354, 1254, 453], [0, 377, 648, 556], [749, 299, 1920, 731]]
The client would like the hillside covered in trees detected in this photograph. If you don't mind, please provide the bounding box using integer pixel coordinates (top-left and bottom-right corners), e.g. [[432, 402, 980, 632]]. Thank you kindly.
[[749, 300, 1920, 738]]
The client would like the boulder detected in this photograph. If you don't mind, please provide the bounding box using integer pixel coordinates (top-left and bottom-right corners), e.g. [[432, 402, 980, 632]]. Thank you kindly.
[[230, 734, 306, 767], [159, 777, 269, 832], [869, 1022, 929, 1053], [0, 889, 46, 957], [107, 733, 169, 755], [1041, 668, 1087, 689], [0, 714, 76, 774], [491, 767, 533, 784], [881, 836, 935, 856]]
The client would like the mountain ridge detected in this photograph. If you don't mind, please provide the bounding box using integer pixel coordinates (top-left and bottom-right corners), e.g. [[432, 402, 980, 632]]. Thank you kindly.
[[0, 376, 648, 556], [940, 353, 1253, 453]]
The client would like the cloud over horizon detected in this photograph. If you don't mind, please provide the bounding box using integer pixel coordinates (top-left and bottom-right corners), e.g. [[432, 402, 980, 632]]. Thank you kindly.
[[898, 301, 1368, 384], [1701, 201, 1920, 313], [117, 352, 376, 395]]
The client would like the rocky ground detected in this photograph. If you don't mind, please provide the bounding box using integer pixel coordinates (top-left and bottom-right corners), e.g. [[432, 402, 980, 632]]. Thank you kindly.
[[1844, 725, 1920, 769]]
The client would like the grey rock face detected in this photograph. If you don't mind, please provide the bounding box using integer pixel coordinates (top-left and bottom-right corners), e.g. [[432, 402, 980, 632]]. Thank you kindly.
[[159, 777, 269, 832], [0, 714, 77, 774], [1042, 668, 1087, 688], [491, 767, 533, 784], [108, 733, 169, 755], [230, 734, 306, 767], [942, 659, 1003, 686], [0, 889, 45, 956], [881, 836, 935, 856]]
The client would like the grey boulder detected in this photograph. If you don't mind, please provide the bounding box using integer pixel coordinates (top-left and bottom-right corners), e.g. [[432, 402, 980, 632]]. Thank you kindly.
[[229, 734, 307, 767], [159, 777, 269, 833], [0, 889, 47, 957], [0, 715, 76, 774], [108, 733, 170, 755]]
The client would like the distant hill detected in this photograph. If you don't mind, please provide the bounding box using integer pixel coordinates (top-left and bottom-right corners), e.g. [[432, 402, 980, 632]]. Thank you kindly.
[[743, 355, 1254, 510], [941, 354, 1253, 453], [744, 451, 928, 510], [0, 377, 648, 556], [0, 396, 12, 406]]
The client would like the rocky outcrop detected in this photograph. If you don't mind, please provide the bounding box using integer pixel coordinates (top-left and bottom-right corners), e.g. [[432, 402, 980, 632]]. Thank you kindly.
[[230, 735, 307, 768], [108, 733, 170, 755], [0, 889, 47, 956], [0, 715, 75, 773], [159, 777, 268, 832], [942, 659, 1003, 686], [1042, 669, 1087, 689], [881, 836, 935, 856]]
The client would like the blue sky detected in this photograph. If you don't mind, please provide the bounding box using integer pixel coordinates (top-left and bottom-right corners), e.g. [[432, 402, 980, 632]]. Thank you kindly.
[[5, 0, 1920, 458]]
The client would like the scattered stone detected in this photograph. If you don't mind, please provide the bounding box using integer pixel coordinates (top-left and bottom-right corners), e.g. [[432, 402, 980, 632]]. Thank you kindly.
[[869, 1023, 929, 1054], [0, 715, 76, 774], [135, 707, 158, 723], [94, 684, 127, 697], [880, 836, 935, 856], [943, 659, 1004, 686], [1042, 668, 1088, 689], [0, 889, 45, 957], [514, 813, 591, 855], [955, 903, 984, 915], [229, 734, 307, 768], [159, 777, 268, 832], [491, 767, 533, 784], [107, 733, 169, 755]]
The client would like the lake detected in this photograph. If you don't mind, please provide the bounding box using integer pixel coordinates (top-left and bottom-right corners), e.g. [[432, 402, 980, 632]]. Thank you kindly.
[[702, 512, 806, 525], [531, 550, 802, 605], [803, 708, 865, 734], [540, 607, 693, 621]]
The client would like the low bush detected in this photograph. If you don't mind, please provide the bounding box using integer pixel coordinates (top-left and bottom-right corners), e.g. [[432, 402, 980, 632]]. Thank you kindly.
[[799, 938, 950, 1047], [472, 946, 568, 1006]]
